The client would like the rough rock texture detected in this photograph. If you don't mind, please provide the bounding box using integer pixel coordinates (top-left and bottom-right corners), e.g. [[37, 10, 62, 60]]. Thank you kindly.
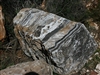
[[0, 60, 53, 75], [13, 8, 97, 75], [0, 5, 6, 41]]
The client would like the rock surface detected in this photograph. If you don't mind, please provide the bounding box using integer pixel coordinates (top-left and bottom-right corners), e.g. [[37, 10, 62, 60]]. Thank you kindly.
[[0, 5, 6, 41], [13, 8, 97, 75], [0, 60, 53, 75]]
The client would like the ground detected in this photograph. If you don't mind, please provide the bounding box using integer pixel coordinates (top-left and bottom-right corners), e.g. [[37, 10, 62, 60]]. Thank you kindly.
[[0, 40, 33, 70]]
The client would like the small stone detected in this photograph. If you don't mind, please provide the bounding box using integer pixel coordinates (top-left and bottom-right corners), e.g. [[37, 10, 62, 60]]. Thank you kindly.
[[95, 63, 100, 75], [95, 52, 99, 55], [89, 57, 93, 60], [86, 69, 90, 72]]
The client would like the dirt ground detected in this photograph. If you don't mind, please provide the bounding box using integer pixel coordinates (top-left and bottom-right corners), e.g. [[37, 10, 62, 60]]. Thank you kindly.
[[0, 40, 33, 70]]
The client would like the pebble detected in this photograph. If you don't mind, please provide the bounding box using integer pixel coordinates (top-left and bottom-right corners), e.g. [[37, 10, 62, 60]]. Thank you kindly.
[[95, 63, 100, 75]]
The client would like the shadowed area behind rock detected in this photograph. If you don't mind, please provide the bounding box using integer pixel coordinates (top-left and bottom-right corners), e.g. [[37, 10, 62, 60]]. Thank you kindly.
[[25, 71, 39, 75]]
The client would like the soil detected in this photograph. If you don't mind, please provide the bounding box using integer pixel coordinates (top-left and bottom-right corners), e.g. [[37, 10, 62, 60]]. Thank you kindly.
[[0, 40, 33, 70]]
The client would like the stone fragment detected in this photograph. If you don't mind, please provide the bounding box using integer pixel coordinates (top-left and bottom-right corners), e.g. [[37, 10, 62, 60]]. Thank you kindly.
[[95, 63, 100, 75], [0, 5, 6, 41], [13, 8, 97, 75], [0, 60, 53, 75]]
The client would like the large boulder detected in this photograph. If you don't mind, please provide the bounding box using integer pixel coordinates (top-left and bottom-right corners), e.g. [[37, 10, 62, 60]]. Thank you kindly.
[[13, 8, 97, 75]]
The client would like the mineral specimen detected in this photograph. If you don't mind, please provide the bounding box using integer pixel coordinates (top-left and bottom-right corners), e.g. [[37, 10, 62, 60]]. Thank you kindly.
[[13, 8, 97, 75]]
